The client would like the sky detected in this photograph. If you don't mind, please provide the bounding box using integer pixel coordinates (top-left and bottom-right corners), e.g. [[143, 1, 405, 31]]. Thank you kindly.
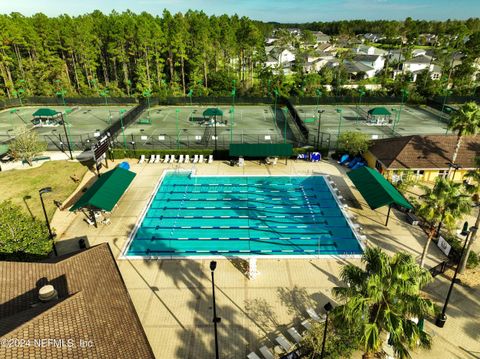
[[1, 0, 479, 22]]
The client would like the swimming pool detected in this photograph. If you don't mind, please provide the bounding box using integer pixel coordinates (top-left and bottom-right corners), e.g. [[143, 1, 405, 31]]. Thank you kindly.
[[123, 171, 363, 258]]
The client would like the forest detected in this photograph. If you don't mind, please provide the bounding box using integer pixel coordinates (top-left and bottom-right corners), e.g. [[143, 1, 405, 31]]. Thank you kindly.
[[0, 11, 479, 100]]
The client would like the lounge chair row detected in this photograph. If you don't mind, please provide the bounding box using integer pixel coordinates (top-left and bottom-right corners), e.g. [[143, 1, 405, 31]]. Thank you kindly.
[[247, 307, 327, 359], [138, 154, 213, 164]]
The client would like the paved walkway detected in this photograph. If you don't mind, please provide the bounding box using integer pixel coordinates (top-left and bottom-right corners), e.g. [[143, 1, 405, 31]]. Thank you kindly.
[[53, 159, 480, 359]]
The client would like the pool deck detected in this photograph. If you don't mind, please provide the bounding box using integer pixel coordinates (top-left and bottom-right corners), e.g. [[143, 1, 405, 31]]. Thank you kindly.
[[53, 159, 480, 359]]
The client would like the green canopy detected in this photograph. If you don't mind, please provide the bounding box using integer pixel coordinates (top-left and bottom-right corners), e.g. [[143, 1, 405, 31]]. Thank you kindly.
[[32, 108, 60, 117], [203, 108, 223, 117], [368, 107, 391, 116], [347, 166, 412, 210], [70, 167, 136, 212], [230, 143, 293, 157]]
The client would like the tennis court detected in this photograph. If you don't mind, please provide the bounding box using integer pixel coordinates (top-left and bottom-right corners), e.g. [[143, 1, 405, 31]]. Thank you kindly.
[[121, 105, 285, 148], [0, 105, 133, 137], [296, 104, 450, 142]]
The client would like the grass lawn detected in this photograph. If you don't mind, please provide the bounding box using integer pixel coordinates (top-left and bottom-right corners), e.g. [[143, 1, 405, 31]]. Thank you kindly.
[[0, 161, 87, 221]]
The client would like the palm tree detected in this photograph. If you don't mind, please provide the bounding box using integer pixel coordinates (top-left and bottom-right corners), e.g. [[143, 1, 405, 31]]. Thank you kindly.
[[447, 102, 480, 178], [416, 178, 472, 268], [332, 247, 435, 359], [460, 160, 480, 273]]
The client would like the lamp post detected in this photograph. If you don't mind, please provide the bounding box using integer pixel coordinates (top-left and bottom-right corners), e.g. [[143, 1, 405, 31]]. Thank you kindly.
[[176, 109, 180, 150], [435, 223, 477, 328], [231, 80, 236, 107], [119, 109, 127, 149], [229, 106, 234, 144], [336, 108, 343, 149], [392, 88, 409, 135], [55, 79, 67, 106], [59, 113, 73, 160], [316, 109, 325, 150], [315, 89, 322, 115], [130, 141, 136, 156], [320, 302, 334, 358], [143, 89, 152, 120], [356, 89, 365, 125], [282, 107, 288, 144], [39, 187, 57, 256], [210, 261, 221, 359], [187, 89, 193, 106], [273, 88, 279, 130]]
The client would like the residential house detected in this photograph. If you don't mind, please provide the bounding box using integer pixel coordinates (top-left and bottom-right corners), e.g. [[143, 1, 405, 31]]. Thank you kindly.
[[265, 47, 296, 74], [303, 52, 335, 73], [362, 33, 385, 43], [0, 243, 155, 359], [344, 61, 376, 79], [353, 54, 385, 73], [364, 135, 480, 183], [312, 31, 331, 44], [393, 54, 441, 81], [355, 44, 388, 56]]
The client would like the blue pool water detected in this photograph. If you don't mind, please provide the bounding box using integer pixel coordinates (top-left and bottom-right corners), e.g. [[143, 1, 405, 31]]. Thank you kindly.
[[125, 172, 363, 257]]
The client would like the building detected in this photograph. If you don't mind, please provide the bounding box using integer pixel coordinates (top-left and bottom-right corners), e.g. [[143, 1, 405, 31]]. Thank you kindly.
[[393, 54, 442, 82], [312, 31, 331, 44], [265, 47, 296, 74], [344, 61, 376, 79], [364, 135, 480, 183], [354, 44, 388, 56], [352, 54, 385, 73], [0, 243, 155, 359]]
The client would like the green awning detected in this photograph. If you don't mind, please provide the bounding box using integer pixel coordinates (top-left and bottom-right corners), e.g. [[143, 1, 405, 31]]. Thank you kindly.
[[32, 108, 60, 117], [229, 143, 293, 157], [203, 108, 223, 117], [347, 166, 412, 210], [368, 107, 391, 116], [70, 167, 136, 212], [0, 144, 9, 156]]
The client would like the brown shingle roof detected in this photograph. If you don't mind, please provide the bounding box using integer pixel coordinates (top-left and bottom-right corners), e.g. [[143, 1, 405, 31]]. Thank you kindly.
[[0, 243, 155, 359], [369, 135, 480, 170]]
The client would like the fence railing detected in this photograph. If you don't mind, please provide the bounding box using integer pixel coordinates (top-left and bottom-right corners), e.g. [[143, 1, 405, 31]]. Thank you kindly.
[[0, 96, 138, 110]]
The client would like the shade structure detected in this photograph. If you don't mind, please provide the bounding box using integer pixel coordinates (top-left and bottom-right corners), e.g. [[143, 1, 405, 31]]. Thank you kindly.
[[229, 143, 293, 157], [368, 107, 391, 116], [202, 108, 223, 117], [70, 167, 136, 212], [32, 108, 60, 118], [347, 166, 412, 210]]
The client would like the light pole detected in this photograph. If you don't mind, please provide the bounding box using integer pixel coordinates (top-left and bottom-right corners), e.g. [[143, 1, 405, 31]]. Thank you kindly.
[[320, 302, 333, 358], [356, 89, 365, 125], [176, 109, 180, 150], [316, 110, 325, 149], [315, 89, 322, 116], [119, 109, 127, 149], [59, 113, 73, 160], [273, 88, 279, 130], [282, 107, 288, 144], [393, 88, 409, 135], [143, 89, 152, 120], [100, 88, 110, 123], [231, 80, 236, 107], [210, 261, 221, 359], [435, 222, 477, 328], [39, 187, 58, 256], [187, 89, 193, 106], [130, 141, 136, 156], [336, 108, 343, 149], [229, 106, 234, 144], [55, 79, 66, 106]]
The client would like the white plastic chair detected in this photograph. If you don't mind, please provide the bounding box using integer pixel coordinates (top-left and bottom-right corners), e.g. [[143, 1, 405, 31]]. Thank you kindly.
[[259, 346, 275, 359], [178, 155, 184, 163], [154, 154, 160, 163], [185, 155, 190, 163], [148, 154, 155, 163], [138, 155, 145, 164], [275, 335, 293, 352], [193, 155, 199, 163], [272, 157, 278, 165], [208, 154, 213, 163], [287, 327, 303, 344], [247, 352, 262, 359], [164, 155, 170, 163], [301, 319, 312, 331], [306, 307, 326, 322], [199, 155, 204, 163], [169, 155, 176, 163]]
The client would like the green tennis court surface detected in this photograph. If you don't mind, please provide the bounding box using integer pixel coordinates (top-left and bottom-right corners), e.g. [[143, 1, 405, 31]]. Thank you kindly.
[[122, 105, 285, 145], [0, 105, 133, 138]]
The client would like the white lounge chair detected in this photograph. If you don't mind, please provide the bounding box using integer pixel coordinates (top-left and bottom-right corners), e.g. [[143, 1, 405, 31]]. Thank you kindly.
[[164, 155, 170, 163], [306, 307, 326, 322], [259, 346, 275, 359], [193, 155, 199, 164], [185, 155, 190, 163], [169, 155, 176, 163], [154, 154, 161, 163], [247, 352, 262, 359], [148, 154, 155, 163], [199, 154, 204, 163], [178, 155, 184, 163], [275, 335, 293, 352], [238, 157, 245, 167], [301, 319, 312, 331], [287, 327, 303, 344], [138, 155, 145, 164], [208, 154, 213, 163], [272, 157, 278, 165], [85, 217, 95, 226]]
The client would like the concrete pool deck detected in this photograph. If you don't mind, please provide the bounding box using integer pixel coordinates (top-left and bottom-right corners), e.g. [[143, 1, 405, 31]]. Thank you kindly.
[[53, 159, 480, 359]]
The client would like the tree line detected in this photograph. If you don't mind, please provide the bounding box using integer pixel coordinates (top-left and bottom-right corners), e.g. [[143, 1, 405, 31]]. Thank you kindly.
[[0, 11, 479, 100]]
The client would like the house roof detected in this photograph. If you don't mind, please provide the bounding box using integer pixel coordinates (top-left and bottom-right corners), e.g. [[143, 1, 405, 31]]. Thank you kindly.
[[368, 135, 480, 170], [344, 61, 375, 73], [70, 167, 136, 212], [0, 244, 155, 359], [353, 54, 381, 62], [405, 54, 432, 64]]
